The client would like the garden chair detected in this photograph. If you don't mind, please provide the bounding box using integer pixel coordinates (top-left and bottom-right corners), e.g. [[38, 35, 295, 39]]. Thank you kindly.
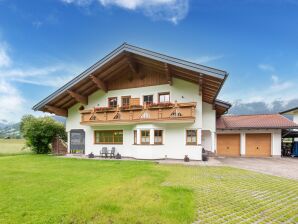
[[108, 147, 116, 158], [100, 147, 108, 158]]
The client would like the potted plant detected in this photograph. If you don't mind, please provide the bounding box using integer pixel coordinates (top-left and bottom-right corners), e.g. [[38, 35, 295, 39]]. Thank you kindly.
[[184, 155, 190, 162]]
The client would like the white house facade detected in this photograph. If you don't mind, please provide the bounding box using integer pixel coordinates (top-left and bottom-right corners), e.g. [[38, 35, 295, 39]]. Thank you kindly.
[[33, 43, 298, 160]]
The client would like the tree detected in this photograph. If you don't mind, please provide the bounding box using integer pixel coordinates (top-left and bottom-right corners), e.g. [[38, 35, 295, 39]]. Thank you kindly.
[[20, 115, 67, 154]]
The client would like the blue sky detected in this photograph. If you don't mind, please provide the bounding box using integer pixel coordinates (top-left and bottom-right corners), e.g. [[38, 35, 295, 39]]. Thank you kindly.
[[0, 0, 298, 122]]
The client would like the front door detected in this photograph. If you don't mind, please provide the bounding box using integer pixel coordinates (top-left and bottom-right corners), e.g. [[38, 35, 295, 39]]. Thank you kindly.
[[70, 129, 85, 154]]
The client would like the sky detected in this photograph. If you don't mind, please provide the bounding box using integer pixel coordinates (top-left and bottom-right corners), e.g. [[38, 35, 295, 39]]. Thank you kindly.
[[0, 0, 298, 123]]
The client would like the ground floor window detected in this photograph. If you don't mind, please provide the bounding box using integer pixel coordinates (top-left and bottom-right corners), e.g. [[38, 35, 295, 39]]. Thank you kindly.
[[186, 130, 197, 145], [94, 130, 123, 144], [154, 130, 163, 144], [141, 130, 150, 144]]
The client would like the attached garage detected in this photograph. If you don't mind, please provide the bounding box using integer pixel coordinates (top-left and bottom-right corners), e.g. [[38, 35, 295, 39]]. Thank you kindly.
[[217, 134, 240, 156], [245, 133, 271, 157], [216, 114, 298, 157]]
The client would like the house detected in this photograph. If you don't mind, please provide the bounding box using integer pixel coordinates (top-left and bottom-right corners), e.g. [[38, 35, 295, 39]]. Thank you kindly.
[[280, 107, 298, 142], [280, 107, 298, 125], [33, 43, 298, 160]]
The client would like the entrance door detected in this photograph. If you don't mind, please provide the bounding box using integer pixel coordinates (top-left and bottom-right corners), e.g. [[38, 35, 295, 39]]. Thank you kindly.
[[70, 129, 85, 154], [217, 134, 241, 156], [245, 133, 271, 157]]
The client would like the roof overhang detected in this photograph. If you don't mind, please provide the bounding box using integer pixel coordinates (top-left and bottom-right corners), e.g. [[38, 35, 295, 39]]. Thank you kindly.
[[32, 43, 228, 116], [214, 99, 232, 117], [280, 107, 298, 115]]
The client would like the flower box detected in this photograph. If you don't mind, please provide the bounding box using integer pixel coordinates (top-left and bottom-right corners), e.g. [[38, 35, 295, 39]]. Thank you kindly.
[[94, 107, 116, 112], [148, 102, 174, 109]]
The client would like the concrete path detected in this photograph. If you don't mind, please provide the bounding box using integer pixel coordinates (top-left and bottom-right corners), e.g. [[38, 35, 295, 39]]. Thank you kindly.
[[216, 157, 298, 180]]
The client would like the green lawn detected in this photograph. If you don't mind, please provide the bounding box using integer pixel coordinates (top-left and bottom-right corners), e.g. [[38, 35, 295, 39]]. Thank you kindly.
[[0, 155, 297, 224], [0, 139, 30, 156]]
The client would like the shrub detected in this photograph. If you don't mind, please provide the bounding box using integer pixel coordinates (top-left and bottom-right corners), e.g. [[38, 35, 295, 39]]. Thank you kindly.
[[20, 115, 66, 154]]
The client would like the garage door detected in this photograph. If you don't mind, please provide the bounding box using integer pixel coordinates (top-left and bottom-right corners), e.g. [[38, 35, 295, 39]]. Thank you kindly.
[[217, 134, 240, 156], [245, 133, 271, 157]]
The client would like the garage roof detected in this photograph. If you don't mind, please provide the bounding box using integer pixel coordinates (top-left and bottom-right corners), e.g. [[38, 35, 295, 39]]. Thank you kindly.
[[217, 114, 298, 130]]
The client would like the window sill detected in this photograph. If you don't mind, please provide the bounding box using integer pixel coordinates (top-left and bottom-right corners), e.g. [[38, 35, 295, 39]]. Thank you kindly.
[[133, 144, 164, 146]]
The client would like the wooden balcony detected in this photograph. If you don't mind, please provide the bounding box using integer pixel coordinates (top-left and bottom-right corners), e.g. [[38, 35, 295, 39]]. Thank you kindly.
[[80, 102, 196, 125]]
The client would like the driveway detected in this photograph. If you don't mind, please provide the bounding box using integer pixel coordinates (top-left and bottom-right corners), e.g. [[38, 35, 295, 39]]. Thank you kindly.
[[215, 157, 298, 180]]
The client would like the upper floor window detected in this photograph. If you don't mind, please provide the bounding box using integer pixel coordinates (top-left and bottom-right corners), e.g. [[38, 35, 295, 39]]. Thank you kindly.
[[158, 92, 170, 103], [122, 96, 130, 107], [186, 130, 197, 145], [143, 95, 153, 105], [108, 97, 117, 108]]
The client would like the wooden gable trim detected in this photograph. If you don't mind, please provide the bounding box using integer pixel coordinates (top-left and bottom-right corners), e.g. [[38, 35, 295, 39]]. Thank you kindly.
[[164, 63, 173, 86], [90, 75, 108, 93], [67, 90, 88, 105], [125, 53, 140, 80], [45, 105, 68, 117]]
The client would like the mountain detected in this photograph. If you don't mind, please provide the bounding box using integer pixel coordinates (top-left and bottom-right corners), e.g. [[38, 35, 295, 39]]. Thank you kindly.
[[0, 116, 66, 139], [0, 122, 21, 139]]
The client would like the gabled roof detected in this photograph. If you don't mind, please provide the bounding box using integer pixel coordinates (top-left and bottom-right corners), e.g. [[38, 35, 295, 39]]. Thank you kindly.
[[280, 107, 298, 115], [217, 114, 298, 130], [32, 43, 228, 115]]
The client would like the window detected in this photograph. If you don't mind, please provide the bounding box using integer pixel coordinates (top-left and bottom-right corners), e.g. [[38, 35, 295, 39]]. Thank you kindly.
[[108, 97, 117, 108], [154, 130, 163, 144], [94, 130, 123, 144], [134, 130, 137, 144], [186, 130, 197, 145], [158, 92, 170, 103], [143, 95, 153, 105], [122, 96, 130, 107], [141, 130, 150, 144]]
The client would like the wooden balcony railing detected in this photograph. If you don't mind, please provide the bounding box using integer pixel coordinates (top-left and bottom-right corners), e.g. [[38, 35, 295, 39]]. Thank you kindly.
[[80, 102, 196, 125]]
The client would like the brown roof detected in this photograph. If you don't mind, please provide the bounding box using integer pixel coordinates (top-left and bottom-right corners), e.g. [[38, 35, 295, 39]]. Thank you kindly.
[[217, 114, 298, 129], [33, 43, 228, 116]]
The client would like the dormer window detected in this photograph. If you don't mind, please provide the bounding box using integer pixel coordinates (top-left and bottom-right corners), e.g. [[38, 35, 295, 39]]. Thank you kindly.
[[108, 97, 117, 108]]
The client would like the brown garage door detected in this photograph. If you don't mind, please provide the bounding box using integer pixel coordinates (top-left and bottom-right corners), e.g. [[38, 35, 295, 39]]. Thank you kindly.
[[245, 133, 271, 157], [217, 134, 240, 156]]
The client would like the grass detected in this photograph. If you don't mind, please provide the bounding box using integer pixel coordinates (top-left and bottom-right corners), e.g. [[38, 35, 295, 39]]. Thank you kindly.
[[0, 139, 30, 156], [0, 155, 297, 224]]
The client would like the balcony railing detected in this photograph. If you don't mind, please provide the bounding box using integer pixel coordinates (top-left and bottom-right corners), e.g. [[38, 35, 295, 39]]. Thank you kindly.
[[80, 102, 196, 125]]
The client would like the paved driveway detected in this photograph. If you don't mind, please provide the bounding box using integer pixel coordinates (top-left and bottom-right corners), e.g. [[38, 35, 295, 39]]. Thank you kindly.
[[216, 157, 298, 180]]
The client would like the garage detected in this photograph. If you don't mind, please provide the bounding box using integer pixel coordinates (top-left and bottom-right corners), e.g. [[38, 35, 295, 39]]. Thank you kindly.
[[245, 133, 271, 157], [216, 114, 298, 157], [217, 134, 240, 156]]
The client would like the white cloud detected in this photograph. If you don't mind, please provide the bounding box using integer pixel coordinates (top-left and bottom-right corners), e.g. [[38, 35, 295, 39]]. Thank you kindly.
[[258, 63, 275, 72], [61, 0, 93, 5], [270, 75, 293, 92], [0, 43, 11, 67], [0, 40, 82, 122], [0, 78, 25, 123], [222, 74, 296, 104], [195, 55, 224, 64], [61, 0, 189, 24]]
